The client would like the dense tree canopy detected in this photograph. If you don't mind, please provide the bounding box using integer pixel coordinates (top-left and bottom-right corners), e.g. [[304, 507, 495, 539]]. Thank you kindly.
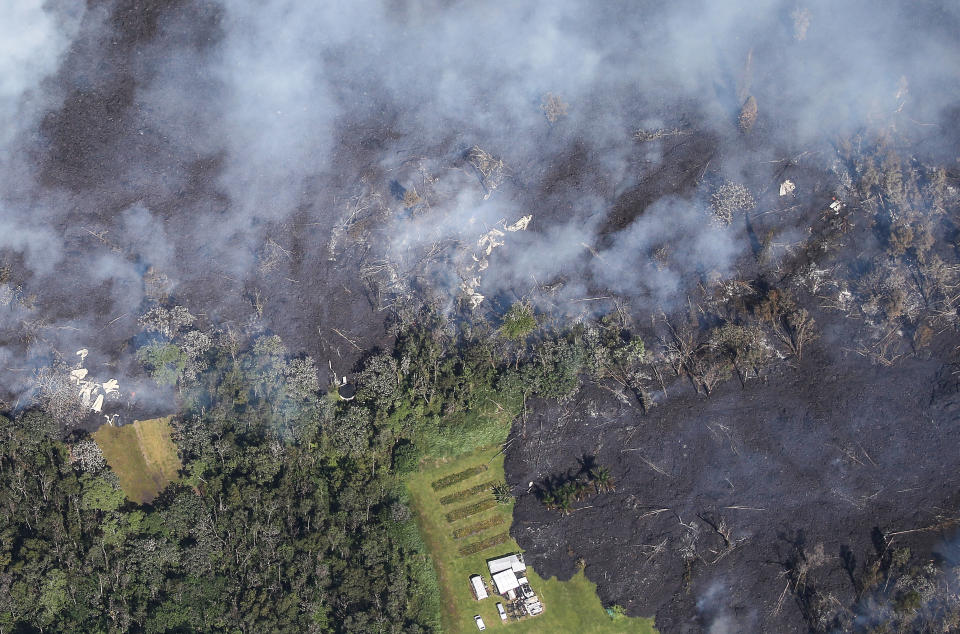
[[0, 325, 442, 633], [0, 307, 653, 632]]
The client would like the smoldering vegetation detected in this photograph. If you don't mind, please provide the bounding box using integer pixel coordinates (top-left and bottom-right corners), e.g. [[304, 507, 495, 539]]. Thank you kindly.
[[2, 0, 960, 631]]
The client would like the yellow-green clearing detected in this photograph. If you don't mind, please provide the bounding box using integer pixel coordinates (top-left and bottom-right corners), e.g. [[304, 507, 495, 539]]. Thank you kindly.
[[406, 445, 656, 633], [93, 416, 180, 503]]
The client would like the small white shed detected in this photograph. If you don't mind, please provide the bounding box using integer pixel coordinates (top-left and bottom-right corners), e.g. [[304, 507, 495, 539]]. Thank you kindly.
[[469, 575, 488, 600]]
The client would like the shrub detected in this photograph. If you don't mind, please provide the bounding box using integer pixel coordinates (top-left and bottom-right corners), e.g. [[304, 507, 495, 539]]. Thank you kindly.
[[500, 302, 536, 340], [519, 337, 585, 400], [541, 93, 568, 123], [709, 323, 770, 369], [711, 182, 755, 225], [452, 516, 506, 540], [430, 464, 488, 491], [894, 590, 922, 615], [458, 532, 510, 556], [136, 341, 186, 387], [439, 480, 498, 506], [403, 188, 422, 208], [392, 440, 420, 475], [70, 438, 106, 473], [333, 406, 371, 456], [138, 305, 195, 338], [357, 353, 400, 406], [445, 499, 497, 523]]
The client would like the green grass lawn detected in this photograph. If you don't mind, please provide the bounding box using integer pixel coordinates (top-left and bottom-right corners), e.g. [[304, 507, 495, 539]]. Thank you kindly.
[[406, 445, 656, 634], [93, 416, 180, 503]]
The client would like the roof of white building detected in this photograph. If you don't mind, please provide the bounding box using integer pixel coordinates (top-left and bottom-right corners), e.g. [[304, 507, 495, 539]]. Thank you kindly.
[[470, 575, 488, 600], [492, 570, 520, 594], [488, 553, 525, 575]]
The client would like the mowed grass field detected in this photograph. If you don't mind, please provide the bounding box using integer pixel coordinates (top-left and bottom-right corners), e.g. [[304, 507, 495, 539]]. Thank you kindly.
[[93, 416, 180, 503], [406, 445, 656, 634]]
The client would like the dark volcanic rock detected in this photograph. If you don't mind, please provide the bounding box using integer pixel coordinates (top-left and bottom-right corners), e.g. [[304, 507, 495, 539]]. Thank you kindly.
[[504, 330, 960, 632]]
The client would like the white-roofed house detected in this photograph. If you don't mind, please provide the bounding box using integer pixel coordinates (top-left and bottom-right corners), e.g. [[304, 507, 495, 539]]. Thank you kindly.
[[491, 569, 520, 598], [485, 553, 544, 617]]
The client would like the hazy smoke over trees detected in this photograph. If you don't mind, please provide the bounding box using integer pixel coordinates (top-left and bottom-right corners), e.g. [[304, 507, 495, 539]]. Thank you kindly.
[[0, 0, 958, 400], [2, 2, 960, 632]]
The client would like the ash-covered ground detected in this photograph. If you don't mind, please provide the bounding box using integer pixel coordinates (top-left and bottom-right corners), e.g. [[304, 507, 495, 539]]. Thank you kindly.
[[3, 1, 960, 631], [505, 327, 960, 632]]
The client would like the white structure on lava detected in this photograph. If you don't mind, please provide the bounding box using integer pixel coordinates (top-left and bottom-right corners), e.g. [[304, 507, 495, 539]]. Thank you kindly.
[[460, 215, 532, 309], [70, 349, 120, 414]]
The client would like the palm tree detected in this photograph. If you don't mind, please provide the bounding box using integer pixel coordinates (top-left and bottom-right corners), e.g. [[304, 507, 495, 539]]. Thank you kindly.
[[590, 466, 615, 493], [573, 480, 591, 502], [542, 491, 557, 511]]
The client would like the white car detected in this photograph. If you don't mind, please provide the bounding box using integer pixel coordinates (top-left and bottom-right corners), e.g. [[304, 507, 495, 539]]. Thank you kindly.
[[474, 615, 486, 630], [496, 602, 508, 621]]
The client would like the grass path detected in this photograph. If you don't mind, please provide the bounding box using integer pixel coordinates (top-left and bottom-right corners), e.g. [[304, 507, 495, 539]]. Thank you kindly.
[[406, 445, 656, 633], [93, 416, 180, 503]]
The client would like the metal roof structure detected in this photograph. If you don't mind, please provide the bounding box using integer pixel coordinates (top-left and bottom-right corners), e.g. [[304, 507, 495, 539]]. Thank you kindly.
[[492, 569, 520, 594], [487, 553, 525, 575], [469, 574, 488, 600]]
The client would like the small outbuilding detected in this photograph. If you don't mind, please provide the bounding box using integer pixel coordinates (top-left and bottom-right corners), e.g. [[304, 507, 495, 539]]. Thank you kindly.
[[469, 575, 488, 600], [338, 382, 357, 401]]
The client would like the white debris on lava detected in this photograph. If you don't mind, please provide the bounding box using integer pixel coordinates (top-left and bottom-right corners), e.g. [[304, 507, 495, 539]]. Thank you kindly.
[[506, 216, 531, 232], [71, 348, 120, 414], [478, 228, 504, 259], [779, 179, 796, 196], [460, 215, 532, 309], [468, 146, 505, 200]]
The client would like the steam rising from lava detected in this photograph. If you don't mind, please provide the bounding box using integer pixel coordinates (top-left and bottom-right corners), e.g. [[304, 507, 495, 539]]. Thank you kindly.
[[0, 0, 958, 407]]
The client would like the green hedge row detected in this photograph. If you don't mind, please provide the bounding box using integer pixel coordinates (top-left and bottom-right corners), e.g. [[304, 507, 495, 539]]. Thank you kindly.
[[458, 532, 510, 556], [439, 479, 498, 506], [452, 515, 505, 540], [445, 498, 497, 523], [430, 464, 488, 491]]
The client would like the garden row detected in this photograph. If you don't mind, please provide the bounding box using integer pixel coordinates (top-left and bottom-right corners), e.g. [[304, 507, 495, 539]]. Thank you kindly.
[[452, 515, 505, 539], [445, 498, 497, 523], [439, 479, 498, 505], [457, 532, 510, 556], [431, 464, 489, 491]]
